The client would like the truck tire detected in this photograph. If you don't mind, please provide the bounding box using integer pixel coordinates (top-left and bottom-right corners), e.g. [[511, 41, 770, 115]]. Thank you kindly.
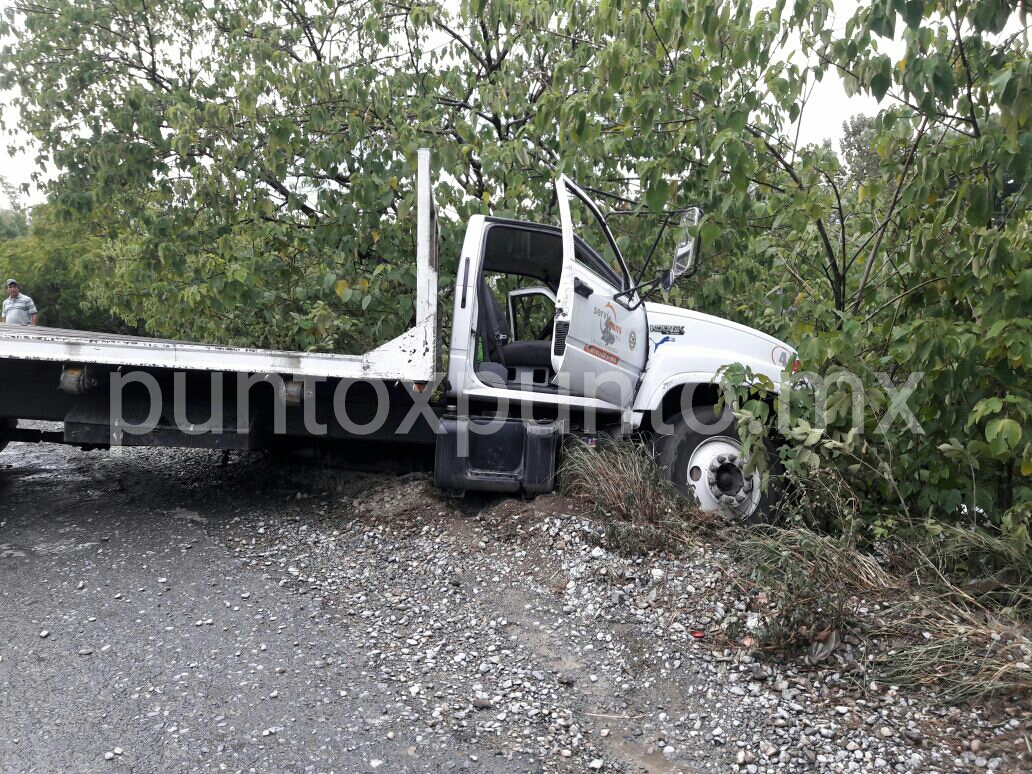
[[657, 406, 779, 523], [0, 418, 15, 454]]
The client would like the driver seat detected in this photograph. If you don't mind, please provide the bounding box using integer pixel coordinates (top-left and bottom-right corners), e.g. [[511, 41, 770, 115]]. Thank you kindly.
[[478, 279, 552, 369]]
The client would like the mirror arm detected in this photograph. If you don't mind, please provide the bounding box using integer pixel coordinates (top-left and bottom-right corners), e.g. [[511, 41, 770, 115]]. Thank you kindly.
[[637, 277, 666, 306], [634, 214, 672, 286], [613, 274, 665, 312]]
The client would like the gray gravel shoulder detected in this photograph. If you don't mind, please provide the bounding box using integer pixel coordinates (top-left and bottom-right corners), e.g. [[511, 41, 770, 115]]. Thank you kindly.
[[213, 462, 1030, 773], [0, 444, 518, 773], [0, 441, 1028, 773]]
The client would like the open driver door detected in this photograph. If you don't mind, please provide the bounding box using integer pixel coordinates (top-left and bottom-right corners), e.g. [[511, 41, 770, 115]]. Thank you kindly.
[[551, 176, 648, 408]]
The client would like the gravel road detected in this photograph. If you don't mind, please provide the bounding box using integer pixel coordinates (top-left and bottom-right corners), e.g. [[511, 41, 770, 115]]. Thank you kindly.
[[0, 438, 1027, 773]]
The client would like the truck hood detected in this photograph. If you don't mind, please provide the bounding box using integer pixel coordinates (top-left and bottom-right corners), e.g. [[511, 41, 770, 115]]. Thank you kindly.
[[643, 301, 796, 377]]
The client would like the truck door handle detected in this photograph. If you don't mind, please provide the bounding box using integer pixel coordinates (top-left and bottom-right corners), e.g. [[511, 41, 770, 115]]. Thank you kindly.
[[574, 278, 593, 298], [460, 257, 471, 308]]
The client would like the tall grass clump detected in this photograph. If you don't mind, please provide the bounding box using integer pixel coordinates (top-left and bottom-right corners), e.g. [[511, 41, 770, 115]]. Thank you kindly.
[[560, 438, 710, 550], [731, 472, 1032, 702]]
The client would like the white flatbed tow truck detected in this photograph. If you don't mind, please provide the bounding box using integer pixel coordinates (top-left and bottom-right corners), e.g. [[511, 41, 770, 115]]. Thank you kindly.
[[1, 149, 796, 521]]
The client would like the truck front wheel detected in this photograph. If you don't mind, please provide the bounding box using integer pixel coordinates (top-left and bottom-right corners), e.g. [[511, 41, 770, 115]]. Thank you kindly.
[[657, 406, 778, 523]]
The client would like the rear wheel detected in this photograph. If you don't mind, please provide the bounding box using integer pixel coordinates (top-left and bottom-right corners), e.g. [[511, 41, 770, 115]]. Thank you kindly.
[[657, 406, 779, 523]]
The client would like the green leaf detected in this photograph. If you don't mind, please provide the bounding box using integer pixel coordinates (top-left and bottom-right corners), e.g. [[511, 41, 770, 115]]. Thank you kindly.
[[645, 179, 669, 212], [903, 0, 924, 28], [989, 67, 1013, 96], [986, 418, 1022, 450], [972, 0, 1012, 33], [871, 57, 892, 101], [931, 57, 956, 103], [699, 221, 720, 246], [869, 1, 896, 38], [967, 184, 990, 228]]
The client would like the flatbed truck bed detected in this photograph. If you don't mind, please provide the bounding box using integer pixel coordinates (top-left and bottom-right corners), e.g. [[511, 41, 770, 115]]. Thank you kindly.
[[0, 318, 437, 381]]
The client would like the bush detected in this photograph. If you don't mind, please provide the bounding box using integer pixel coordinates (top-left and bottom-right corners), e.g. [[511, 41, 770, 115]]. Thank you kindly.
[[729, 525, 897, 650]]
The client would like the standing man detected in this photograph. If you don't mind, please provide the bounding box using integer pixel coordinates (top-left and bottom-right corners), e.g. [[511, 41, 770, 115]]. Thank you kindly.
[[3, 280, 39, 325]]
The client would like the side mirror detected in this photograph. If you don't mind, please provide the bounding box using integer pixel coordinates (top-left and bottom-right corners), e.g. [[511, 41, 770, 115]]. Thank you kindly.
[[666, 206, 702, 290]]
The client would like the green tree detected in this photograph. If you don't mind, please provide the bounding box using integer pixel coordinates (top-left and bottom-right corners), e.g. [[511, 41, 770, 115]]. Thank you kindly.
[[839, 114, 881, 186], [2, 0, 1029, 541], [0, 209, 28, 241], [0, 173, 28, 239], [0, 203, 124, 330]]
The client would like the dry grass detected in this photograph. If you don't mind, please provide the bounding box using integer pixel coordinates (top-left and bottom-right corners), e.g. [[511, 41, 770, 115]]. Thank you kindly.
[[727, 526, 901, 651], [732, 480, 1032, 703], [904, 523, 1032, 615], [559, 437, 711, 549], [559, 437, 1032, 703], [875, 635, 1032, 703], [730, 524, 1032, 701]]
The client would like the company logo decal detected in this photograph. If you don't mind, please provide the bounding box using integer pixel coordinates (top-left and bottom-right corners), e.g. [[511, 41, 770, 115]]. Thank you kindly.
[[650, 336, 673, 352], [628, 331, 637, 350], [650, 324, 684, 336], [594, 303, 623, 347], [585, 345, 620, 365]]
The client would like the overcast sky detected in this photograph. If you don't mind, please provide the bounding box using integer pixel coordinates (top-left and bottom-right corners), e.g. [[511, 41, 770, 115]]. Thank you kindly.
[[0, 0, 881, 207]]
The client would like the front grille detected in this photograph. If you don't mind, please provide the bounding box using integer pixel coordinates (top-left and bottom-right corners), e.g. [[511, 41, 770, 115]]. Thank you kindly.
[[553, 321, 570, 356]]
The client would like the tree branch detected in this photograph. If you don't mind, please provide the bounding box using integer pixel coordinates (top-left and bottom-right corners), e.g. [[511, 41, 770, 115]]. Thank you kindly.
[[850, 120, 927, 315], [951, 12, 980, 138], [863, 273, 948, 323], [818, 167, 848, 282], [746, 124, 842, 303], [394, 5, 487, 72]]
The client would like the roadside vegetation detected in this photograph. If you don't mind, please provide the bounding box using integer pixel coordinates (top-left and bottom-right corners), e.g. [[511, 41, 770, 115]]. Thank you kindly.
[[561, 437, 715, 553], [562, 439, 1032, 705]]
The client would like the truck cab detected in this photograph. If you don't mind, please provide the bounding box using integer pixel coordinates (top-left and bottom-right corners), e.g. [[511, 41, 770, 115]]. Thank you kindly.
[[438, 175, 795, 520]]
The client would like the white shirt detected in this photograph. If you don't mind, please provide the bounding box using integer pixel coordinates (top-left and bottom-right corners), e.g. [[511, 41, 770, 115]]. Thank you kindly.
[[3, 293, 37, 325]]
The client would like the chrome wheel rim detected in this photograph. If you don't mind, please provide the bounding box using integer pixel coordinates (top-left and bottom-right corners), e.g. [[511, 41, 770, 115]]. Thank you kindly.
[[685, 436, 762, 520]]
